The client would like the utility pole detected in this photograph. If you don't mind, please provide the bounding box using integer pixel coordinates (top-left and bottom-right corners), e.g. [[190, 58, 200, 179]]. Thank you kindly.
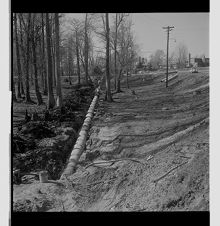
[[163, 26, 174, 87]]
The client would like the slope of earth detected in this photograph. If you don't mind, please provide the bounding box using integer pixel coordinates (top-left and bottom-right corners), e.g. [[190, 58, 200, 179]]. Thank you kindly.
[[13, 68, 209, 211]]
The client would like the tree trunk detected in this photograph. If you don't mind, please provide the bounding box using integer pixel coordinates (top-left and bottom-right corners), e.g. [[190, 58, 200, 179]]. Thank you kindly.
[[54, 13, 62, 108], [68, 49, 72, 85], [41, 13, 48, 95], [20, 79, 25, 95], [12, 76, 17, 102], [38, 30, 44, 91], [84, 13, 89, 84], [52, 36, 56, 87], [31, 14, 43, 105], [14, 13, 22, 99], [114, 14, 118, 91], [116, 68, 122, 93], [32, 41, 43, 105], [25, 13, 32, 103], [69, 70, 71, 85], [105, 13, 113, 102], [45, 13, 55, 109], [50, 13, 56, 88], [126, 70, 129, 89], [50, 15, 56, 88], [30, 62, 34, 87], [76, 31, 81, 86], [114, 48, 117, 90], [18, 14, 25, 96]]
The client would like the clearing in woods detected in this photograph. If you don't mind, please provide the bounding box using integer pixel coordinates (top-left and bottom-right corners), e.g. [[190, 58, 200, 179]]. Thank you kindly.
[[13, 68, 209, 211]]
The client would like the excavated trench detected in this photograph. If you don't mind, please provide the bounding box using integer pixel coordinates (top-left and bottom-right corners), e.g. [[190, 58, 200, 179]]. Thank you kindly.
[[13, 85, 96, 181]]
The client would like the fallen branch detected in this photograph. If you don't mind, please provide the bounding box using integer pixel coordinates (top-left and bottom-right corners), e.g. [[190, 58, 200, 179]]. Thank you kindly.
[[84, 158, 144, 169], [179, 155, 191, 159], [152, 161, 188, 184], [20, 172, 39, 177]]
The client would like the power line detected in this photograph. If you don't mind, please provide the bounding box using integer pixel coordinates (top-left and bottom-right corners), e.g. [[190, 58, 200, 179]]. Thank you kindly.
[[163, 26, 174, 88]]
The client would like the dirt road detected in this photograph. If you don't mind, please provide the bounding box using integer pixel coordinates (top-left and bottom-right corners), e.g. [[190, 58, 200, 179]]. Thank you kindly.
[[13, 68, 209, 211]]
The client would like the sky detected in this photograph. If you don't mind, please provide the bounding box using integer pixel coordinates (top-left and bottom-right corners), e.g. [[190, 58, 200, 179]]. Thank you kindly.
[[131, 13, 209, 59], [63, 13, 209, 59]]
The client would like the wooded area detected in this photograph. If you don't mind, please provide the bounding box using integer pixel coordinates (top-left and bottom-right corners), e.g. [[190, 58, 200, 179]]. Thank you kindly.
[[12, 13, 139, 107]]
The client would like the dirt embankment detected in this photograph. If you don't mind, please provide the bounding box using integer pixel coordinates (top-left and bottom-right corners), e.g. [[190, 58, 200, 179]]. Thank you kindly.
[[13, 69, 209, 212]]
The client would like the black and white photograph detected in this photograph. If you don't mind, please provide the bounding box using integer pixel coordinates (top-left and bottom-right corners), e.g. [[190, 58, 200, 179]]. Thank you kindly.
[[11, 12, 209, 213]]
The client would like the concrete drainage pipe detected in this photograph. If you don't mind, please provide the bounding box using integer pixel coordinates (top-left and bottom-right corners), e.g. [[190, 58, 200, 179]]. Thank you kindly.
[[60, 86, 101, 179]]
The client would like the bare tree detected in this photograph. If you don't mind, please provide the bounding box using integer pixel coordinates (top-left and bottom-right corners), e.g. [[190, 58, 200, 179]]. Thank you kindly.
[[175, 42, 188, 68], [111, 13, 127, 90], [14, 13, 22, 99], [76, 30, 81, 85], [38, 23, 44, 91], [84, 13, 89, 84], [18, 13, 33, 102], [54, 13, 63, 107], [69, 14, 95, 85], [92, 14, 113, 99], [149, 49, 165, 70], [67, 14, 93, 84], [41, 13, 48, 95], [115, 18, 138, 92], [30, 13, 43, 105], [69, 18, 83, 86], [67, 36, 74, 85], [24, 13, 32, 103], [45, 13, 55, 109], [16, 14, 26, 96], [51, 14, 57, 87], [17, 14, 26, 96], [12, 73, 17, 102], [105, 13, 113, 102]]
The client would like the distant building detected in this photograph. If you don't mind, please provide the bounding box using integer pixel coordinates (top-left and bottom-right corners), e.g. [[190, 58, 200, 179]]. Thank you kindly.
[[194, 58, 203, 67], [191, 56, 209, 67], [202, 56, 209, 66]]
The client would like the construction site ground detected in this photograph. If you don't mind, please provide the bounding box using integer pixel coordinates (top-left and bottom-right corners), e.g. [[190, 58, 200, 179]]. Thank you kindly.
[[13, 68, 209, 212]]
